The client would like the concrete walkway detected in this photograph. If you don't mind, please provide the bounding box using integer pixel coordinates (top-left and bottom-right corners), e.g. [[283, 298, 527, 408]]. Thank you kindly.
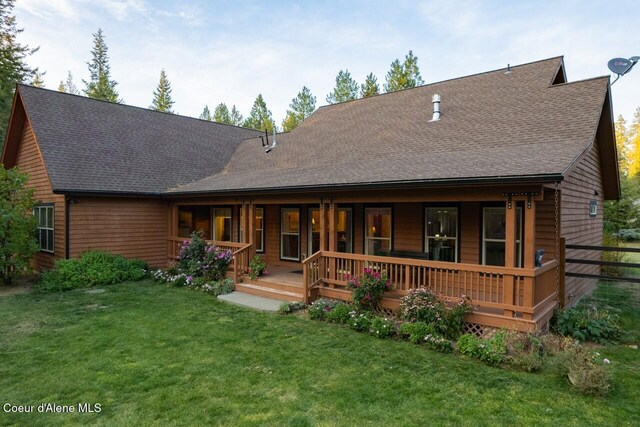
[[218, 291, 282, 312]]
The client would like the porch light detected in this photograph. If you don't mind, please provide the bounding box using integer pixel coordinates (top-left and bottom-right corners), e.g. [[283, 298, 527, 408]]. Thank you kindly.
[[311, 217, 315, 225]]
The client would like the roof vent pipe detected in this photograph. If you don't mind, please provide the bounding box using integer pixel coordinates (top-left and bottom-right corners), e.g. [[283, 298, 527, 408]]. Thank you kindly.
[[430, 94, 441, 122], [265, 128, 277, 153]]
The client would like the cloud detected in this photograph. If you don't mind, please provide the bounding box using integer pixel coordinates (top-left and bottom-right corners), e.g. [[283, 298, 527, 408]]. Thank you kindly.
[[15, 0, 81, 21]]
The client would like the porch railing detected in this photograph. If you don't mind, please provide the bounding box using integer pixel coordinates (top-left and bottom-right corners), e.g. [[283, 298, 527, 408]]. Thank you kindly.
[[233, 244, 252, 284], [302, 251, 559, 319]]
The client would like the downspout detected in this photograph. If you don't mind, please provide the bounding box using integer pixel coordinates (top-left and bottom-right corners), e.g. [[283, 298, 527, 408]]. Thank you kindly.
[[65, 196, 71, 259]]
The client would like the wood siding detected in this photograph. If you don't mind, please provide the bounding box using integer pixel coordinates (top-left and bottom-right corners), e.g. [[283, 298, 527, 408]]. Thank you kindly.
[[69, 197, 168, 267], [562, 140, 604, 306], [13, 119, 65, 270]]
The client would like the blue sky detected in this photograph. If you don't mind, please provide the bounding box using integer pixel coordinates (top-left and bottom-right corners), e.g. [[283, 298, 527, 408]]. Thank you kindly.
[[14, 0, 640, 126]]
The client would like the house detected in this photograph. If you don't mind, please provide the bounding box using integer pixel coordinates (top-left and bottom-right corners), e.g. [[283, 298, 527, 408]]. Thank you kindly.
[[1, 56, 619, 331]]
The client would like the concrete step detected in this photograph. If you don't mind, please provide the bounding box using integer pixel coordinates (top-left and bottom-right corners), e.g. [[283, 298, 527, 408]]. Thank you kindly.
[[235, 282, 304, 302]]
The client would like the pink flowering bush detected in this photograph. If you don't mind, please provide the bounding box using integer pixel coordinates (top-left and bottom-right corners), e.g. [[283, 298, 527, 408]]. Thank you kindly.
[[345, 268, 392, 309], [400, 288, 471, 339], [178, 232, 232, 281]]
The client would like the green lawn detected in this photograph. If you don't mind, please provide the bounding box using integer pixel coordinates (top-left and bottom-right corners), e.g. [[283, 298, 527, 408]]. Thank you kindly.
[[0, 281, 638, 426]]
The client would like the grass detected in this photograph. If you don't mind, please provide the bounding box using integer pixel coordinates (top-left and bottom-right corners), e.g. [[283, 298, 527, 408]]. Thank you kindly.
[[0, 281, 638, 426]]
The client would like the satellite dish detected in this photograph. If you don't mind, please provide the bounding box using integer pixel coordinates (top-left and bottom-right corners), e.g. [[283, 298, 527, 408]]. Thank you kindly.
[[608, 56, 639, 85], [608, 58, 633, 75]]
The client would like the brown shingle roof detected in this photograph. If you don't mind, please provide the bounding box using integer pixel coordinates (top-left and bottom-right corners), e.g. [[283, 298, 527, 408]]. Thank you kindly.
[[169, 57, 611, 194], [17, 86, 260, 194]]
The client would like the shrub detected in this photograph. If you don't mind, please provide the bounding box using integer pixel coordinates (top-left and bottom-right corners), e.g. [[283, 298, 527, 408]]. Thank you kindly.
[[346, 268, 392, 309], [399, 288, 471, 339], [505, 332, 544, 372], [552, 306, 622, 344], [40, 251, 147, 292], [325, 302, 352, 324], [0, 167, 39, 285], [249, 255, 267, 280], [278, 301, 306, 315], [347, 311, 372, 332], [398, 322, 438, 344], [177, 232, 232, 281], [602, 233, 626, 276], [457, 332, 507, 366], [424, 333, 453, 353], [562, 346, 611, 396], [368, 316, 396, 338], [617, 228, 640, 242], [308, 298, 340, 320]]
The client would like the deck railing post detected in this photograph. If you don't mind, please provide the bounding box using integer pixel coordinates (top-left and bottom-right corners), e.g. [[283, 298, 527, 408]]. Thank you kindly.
[[504, 199, 517, 317]]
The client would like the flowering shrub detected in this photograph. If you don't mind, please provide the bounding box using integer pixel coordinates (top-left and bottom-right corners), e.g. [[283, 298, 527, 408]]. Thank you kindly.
[[424, 333, 453, 353], [151, 270, 234, 296], [563, 346, 611, 396], [347, 311, 372, 332], [176, 232, 232, 281], [249, 255, 267, 280], [457, 332, 507, 366], [400, 288, 471, 339], [369, 316, 396, 338], [308, 298, 340, 320], [398, 322, 438, 344], [345, 268, 392, 309], [325, 302, 352, 324], [278, 301, 306, 315]]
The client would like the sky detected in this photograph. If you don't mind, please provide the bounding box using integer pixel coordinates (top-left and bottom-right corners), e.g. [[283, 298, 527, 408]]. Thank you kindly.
[[14, 0, 640, 126]]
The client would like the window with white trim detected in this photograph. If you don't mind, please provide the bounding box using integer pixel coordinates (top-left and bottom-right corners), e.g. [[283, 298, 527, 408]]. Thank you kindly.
[[482, 207, 522, 267], [281, 207, 300, 260], [365, 207, 391, 256], [425, 207, 458, 262], [212, 208, 232, 241], [239, 207, 264, 252], [34, 205, 54, 253]]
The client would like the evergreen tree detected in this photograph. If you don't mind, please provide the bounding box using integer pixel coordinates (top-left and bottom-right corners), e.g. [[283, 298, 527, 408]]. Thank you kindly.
[[326, 69, 358, 104], [626, 108, 640, 177], [150, 69, 174, 113], [384, 50, 424, 93], [58, 71, 79, 94], [360, 73, 379, 98], [0, 0, 37, 149], [244, 94, 275, 131], [199, 105, 212, 121], [83, 28, 121, 102], [213, 103, 231, 124], [282, 86, 316, 132], [30, 71, 45, 87], [229, 105, 243, 126], [615, 115, 630, 174]]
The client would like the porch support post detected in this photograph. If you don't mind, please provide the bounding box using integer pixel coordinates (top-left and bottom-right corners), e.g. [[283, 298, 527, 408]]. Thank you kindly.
[[523, 198, 536, 318], [319, 201, 327, 251], [248, 203, 256, 258], [328, 201, 337, 283], [504, 199, 517, 318], [241, 203, 250, 244]]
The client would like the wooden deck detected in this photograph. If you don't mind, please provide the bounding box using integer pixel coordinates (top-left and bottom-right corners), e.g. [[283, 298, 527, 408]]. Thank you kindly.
[[235, 266, 305, 302]]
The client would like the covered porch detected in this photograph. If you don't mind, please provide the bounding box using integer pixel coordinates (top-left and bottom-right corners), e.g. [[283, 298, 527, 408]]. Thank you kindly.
[[166, 185, 563, 331]]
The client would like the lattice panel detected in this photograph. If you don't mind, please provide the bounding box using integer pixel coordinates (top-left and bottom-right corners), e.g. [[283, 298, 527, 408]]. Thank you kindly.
[[463, 322, 484, 337]]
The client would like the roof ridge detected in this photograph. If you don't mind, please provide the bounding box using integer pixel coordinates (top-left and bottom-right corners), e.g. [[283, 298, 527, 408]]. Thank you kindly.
[[547, 75, 610, 87], [17, 84, 260, 133], [316, 56, 565, 110]]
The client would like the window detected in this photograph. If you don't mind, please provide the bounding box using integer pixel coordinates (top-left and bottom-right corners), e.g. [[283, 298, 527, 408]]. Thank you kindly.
[[177, 206, 211, 239], [425, 207, 458, 262], [281, 207, 300, 260], [241, 207, 265, 252], [34, 205, 54, 253], [213, 208, 232, 241], [308, 207, 353, 255], [365, 207, 392, 256], [482, 207, 522, 267], [589, 200, 598, 218]]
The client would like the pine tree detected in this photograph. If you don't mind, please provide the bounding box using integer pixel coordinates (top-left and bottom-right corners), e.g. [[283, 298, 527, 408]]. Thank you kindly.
[[615, 115, 629, 174], [244, 94, 275, 131], [59, 71, 79, 94], [326, 69, 359, 104], [360, 73, 379, 98], [31, 71, 45, 87], [0, 0, 37, 149], [229, 105, 243, 126], [213, 103, 231, 123], [149, 69, 174, 113], [626, 108, 640, 177], [83, 28, 120, 102], [384, 50, 424, 93], [199, 105, 212, 121], [282, 86, 316, 132]]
